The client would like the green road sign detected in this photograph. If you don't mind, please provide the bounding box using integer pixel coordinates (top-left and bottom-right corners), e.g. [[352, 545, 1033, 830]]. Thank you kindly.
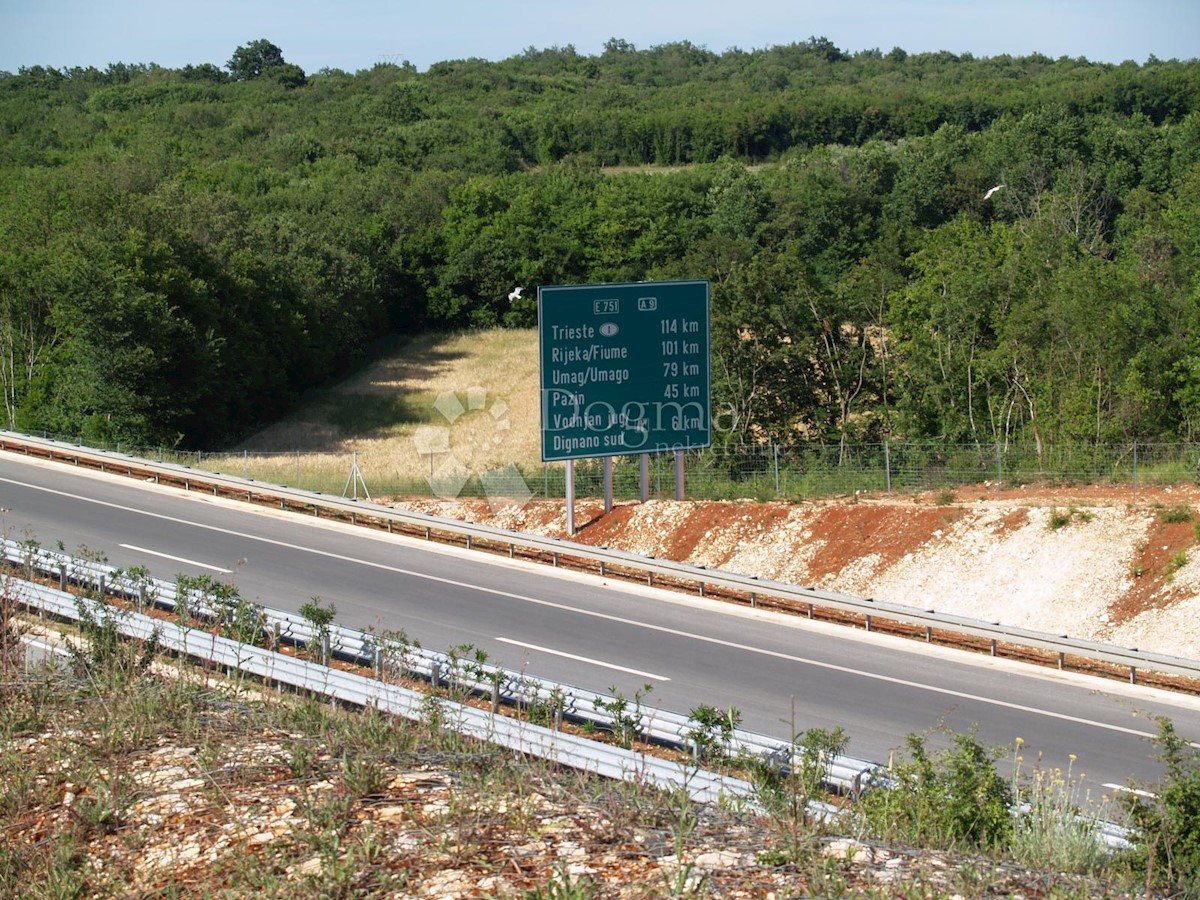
[[538, 280, 711, 462]]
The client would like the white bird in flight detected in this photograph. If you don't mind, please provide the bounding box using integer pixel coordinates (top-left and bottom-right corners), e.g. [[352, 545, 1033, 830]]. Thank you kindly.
[[508, 286, 524, 302], [983, 184, 1005, 200]]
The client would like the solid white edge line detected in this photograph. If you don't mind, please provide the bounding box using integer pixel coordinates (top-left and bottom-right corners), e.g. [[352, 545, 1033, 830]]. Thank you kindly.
[[496, 637, 670, 681]]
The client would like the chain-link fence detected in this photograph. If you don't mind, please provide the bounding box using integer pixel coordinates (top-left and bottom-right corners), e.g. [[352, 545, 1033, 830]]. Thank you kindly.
[[32, 431, 1200, 502]]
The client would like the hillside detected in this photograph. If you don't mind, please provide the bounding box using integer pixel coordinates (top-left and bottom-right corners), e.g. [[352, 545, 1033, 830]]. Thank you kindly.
[[247, 335, 1200, 662], [2, 49, 1199, 449], [399, 485, 1200, 662], [237, 331, 1200, 663]]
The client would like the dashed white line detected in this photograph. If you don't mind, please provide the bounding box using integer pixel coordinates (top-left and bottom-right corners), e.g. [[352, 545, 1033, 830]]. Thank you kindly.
[[119, 543, 232, 574], [496, 637, 670, 681], [1103, 783, 1156, 799], [0, 473, 1183, 742]]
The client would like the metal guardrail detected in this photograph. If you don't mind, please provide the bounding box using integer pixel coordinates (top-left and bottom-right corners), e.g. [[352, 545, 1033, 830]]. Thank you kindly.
[[6, 574, 815, 813], [2, 430, 1198, 688], [2, 537, 880, 797], [5, 548, 1133, 851]]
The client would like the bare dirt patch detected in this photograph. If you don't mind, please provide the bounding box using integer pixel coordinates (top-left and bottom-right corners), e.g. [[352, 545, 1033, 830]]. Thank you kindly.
[[400, 484, 1200, 661]]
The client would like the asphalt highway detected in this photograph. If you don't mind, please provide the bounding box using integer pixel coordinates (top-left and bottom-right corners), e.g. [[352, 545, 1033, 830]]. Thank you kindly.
[[4, 452, 1200, 794]]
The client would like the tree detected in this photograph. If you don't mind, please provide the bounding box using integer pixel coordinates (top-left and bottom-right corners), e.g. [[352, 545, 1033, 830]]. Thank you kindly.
[[711, 244, 821, 442], [226, 39, 304, 85], [889, 216, 1011, 444]]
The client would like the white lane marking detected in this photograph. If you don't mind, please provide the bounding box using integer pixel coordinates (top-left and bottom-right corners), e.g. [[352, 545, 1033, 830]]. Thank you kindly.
[[496, 637, 670, 682], [1104, 783, 1157, 799], [20, 637, 71, 658], [119, 543, 232, 574], [0, 473, 1176, 741]]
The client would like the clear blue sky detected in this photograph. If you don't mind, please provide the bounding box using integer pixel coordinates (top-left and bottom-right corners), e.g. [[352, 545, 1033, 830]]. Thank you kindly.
[[1, 0, 1196, 75]]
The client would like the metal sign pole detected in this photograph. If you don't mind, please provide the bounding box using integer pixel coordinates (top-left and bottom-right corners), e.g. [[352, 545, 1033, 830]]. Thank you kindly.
[[675, 449, 685, 500], [565, 459, 576, 535], [639, 453, 649, 503], [603, 456, 613, 513]]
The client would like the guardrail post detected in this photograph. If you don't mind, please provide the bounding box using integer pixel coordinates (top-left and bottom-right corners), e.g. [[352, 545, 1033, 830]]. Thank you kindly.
[[925, 626, 932, 642], [698, 581, 705, 597], [865, 614, 872, 632], [430, 660, 441, 689], [750, 592, 757, 608], [1058, 652, 1065, 670], [990, 639, 997, 656], [59, 564, 66, 591], [1130, 666, 1137, 685]]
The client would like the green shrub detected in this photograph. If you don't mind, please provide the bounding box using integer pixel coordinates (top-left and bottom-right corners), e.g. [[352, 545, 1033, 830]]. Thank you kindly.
[[859, 728, 1012, 850], [1166, 549, 1189, 579], [69, 599, 159, 685], [596, 683, 652, 748], [686, 703, 742, 763], [1123, 717, 1200, 897], [1048, 507, 1073, 529], [299, 596, 337, 663], [1158, 504, 1194, 524]]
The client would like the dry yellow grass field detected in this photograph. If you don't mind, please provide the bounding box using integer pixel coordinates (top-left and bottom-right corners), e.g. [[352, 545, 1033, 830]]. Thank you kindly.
[[214, 329, 544, 493]]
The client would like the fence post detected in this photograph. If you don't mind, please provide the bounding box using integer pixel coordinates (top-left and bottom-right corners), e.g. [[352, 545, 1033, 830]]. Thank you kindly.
[[1132, 441, 1138, 499], [997, 442, 1003, 493], [772, 443, 780, 497], [884, 441, 891, 495]]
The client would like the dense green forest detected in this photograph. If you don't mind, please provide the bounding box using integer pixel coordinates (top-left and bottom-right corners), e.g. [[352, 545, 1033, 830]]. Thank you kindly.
[[1, 37, 1199, 449]]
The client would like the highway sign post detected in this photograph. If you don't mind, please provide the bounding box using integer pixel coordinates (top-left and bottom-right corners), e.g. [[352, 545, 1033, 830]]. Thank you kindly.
[[538, 280, 710, 530]]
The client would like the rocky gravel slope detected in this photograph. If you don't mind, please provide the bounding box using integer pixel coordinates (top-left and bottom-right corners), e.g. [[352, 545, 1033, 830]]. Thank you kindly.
[[403, 483, 1200, 662]]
